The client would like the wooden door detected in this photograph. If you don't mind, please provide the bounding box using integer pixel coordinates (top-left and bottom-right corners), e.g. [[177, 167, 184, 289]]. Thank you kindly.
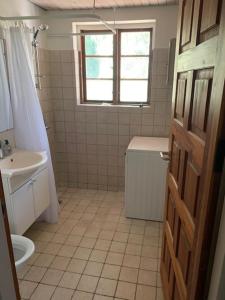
[[160, 0, 225, 299], [0, 173, 20, 299]]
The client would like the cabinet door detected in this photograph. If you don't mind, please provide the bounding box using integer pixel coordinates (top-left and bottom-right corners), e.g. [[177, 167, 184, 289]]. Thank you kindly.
[[33, 168, 50, 218], [12, 181, 35, 235]]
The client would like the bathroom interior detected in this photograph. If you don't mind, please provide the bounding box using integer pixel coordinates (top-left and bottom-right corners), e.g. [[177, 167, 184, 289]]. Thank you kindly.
[[0, 0, 225, 300]]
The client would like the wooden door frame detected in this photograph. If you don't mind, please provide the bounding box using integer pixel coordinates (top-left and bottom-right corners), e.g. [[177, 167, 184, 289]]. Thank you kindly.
[[0, 172, 20, 299], [161, 0, 225, 299]]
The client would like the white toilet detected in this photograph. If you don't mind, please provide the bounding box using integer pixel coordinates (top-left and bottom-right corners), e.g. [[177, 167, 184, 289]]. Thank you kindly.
[[11, 234, 35, 270]]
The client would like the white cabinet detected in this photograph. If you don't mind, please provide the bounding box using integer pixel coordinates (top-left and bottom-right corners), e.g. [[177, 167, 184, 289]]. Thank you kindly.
[[125, 137, 169, 221], [5, 167, 50, 235], [33, 168, 50, 218], [12, 181, 35, 235]]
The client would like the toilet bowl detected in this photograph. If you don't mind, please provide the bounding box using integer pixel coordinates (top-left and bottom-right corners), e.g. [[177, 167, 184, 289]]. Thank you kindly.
[[11, 234, 35, 271]]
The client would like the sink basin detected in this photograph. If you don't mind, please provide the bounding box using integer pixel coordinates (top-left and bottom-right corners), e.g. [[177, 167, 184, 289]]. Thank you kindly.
[[0, 150, 48, 177]]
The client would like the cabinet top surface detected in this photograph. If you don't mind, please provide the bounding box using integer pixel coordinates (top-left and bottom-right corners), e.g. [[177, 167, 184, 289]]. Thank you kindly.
[[127, 136, 169, 152]]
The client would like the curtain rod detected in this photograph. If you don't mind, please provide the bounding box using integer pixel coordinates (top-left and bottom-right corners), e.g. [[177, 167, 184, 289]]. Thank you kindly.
[[0, 13, 116, 34], [48, 31, 113, 38]]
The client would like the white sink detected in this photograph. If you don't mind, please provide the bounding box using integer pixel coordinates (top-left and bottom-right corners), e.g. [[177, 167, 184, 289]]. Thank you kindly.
[[0, 150, 48, 177]]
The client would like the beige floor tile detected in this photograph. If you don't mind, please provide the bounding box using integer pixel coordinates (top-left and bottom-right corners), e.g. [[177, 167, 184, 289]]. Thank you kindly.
[[72, 290, 94, 300], [128, 234, 143, 245], [77, 275, 99, 293], [19, 280, 38, 299], [17, 265, 30, 280], [80, 237, 97, 248], [51, 233, 67, 244], [36, 231, 54, 242], [99, 230, 115, 240], [140, 257, 158, 272], [84, 261, 103, 276], [119, 267, 138, 283], [110, 241, 126, 253], [130, 225, 145, 235], [89, 250, 107, 263], [59, 271, 81, 289], [115, 281, 136, 300], [30, 283, 55, 300], [50, 256, 71, 271], [106, 252, 123, 266], [27, 253, 40, 266], [126, 244, 142, 256], [33, 254, 55, 267], [65, 235, 82, 246], [71, 225, 87, 236], [93, 295, 113, 300], [24, 266, 47, 282], [101, 264, 120, 280], [42, 242, 61, 255], [116, 223, 131, 233], [113, 232, 129, 243], [35, 241, 48, 253], [41, 269, 64, 286], [123, 255, 140, 268], [136, 284, 156, 300], [141, 246, 159, 258], [74, 247, 92, 260], [132, 219, 146, 227], [67, 258, 87, 273], [145, 227, 159, 237], [51, 287, 74, 300], [143, 237, 159, 247], [58, 245, 77, 257], [138, 270, 157, 286], [96, 278, 117, 297], [95, 239, 111, 251]]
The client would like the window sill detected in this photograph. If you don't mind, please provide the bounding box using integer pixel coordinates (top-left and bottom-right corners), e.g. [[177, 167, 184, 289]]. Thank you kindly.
[[77, 103, 151, 109]]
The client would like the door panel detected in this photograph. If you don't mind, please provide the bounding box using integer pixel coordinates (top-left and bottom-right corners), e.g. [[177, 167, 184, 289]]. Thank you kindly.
[[33, 168, 50, 218], [161, 0, 225, 299], [180, 0, 194, 49], [200, 0, 220, 38], [12, 181, 35, 235]]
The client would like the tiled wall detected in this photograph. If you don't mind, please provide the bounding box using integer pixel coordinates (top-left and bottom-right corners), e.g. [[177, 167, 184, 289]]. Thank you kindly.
[[46, 48, 172, 191], [37, 48, 56, 168]]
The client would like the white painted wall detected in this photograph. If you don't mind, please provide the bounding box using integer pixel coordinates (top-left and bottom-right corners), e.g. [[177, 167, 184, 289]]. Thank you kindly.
[[47, 5, 178, 50], [0, 0, 42, 17]]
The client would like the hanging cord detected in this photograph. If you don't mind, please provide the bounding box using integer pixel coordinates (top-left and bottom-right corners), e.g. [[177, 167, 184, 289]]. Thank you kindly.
[[93, 0, 96, 14], [113, 7, 116, 28]]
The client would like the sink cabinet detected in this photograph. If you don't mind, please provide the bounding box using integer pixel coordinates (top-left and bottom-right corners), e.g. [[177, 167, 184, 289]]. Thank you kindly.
[[3, 167, 50, 235]]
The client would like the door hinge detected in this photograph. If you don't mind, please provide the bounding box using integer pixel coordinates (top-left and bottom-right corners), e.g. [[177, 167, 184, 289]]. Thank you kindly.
[[214, 139, 225, 172]]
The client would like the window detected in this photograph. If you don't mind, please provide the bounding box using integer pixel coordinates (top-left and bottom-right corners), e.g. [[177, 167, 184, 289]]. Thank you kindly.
[[80, 28, 152, 105]]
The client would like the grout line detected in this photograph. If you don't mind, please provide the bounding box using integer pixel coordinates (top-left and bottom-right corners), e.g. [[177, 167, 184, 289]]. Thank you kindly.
[[20, 188, 162, 300]]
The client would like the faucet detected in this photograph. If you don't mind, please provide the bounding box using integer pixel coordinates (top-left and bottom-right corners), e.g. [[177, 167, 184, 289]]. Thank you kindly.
[[0, 140, 12, 159]]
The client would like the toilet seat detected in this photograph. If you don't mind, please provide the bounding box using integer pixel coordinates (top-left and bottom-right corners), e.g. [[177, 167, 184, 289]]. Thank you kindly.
[[11, 234, 35, 270]]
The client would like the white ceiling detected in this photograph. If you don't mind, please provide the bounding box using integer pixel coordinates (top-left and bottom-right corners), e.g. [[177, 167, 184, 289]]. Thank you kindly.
[[29, 0, 178, 10]]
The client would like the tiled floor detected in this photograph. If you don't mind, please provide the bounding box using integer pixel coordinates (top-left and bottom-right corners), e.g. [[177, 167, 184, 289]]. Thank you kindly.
[[18, 188, 164, 300]]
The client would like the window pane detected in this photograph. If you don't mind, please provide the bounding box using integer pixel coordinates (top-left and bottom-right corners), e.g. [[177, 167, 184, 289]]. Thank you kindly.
[[86, 80, 113, 101], [85, 34, 113, 55], [120, 80, 148, 102], [121, 57, 149, 79], [86, 58, 113, 79], [121, 31, 150, 55]]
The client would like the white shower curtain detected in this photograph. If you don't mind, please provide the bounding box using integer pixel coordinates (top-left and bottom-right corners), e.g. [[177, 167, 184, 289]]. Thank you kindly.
[[0, 39, 13, 131], [3, 24, 59, 223]]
